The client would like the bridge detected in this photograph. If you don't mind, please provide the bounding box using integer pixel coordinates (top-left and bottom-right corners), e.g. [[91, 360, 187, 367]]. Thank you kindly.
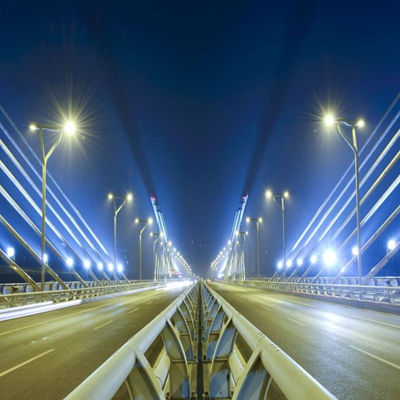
[[0, 93, 399, 400]]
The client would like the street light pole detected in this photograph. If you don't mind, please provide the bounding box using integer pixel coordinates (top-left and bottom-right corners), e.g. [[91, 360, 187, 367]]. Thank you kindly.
[[135, 218, 153, 281], [108, 193, 132, 283], [325, 116, 364, 284], [266, 190, 289, 268], [246, 217, 262, 278], [30, 122, 75, 291]]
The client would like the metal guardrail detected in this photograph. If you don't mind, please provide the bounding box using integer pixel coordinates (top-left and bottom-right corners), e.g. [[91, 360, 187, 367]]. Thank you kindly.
[[65, 281, 336, 400], [240, 279, 400, 305], [65, 281, 198, 400], [201, 282, 337, 400], [0, 279, 152, 295], [0, 280, 161, 308]]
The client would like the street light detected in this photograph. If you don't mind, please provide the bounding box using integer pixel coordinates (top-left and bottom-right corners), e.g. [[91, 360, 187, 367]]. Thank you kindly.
[[246, 217, 262, 278], [30, 121, 76, 291], [325, 115, 364, 284], [108, 192, 132, 281], [135, 218, 153, 281], [266, 189, 289, 268]]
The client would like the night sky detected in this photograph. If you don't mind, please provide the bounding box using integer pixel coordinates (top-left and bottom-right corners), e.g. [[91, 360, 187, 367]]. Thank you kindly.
[[1, 0, 399, 280]]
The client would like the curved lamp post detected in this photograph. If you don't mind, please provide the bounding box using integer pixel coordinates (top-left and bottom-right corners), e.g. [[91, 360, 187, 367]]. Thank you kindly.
[[30, 121, 76, 291], [135, 218, 153, 281], [108, 193, 132, 282], [266, 190, 289, 270], [325, 115, 364, 284]]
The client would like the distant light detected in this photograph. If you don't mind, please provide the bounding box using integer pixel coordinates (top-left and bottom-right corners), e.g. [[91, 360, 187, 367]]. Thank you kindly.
[[108, 193, 113, 200], [148, 218, 153, 224], [84, 260, 91, 269], [277, 261, 283, 269], [325, 115, 335, 126], [352, 246, 359, 256], [6, 247, 15, 258], [135, 218, 139, 223], [43, 253, 48, 263], [310, 255, 318, 264], [266, 190, 272, 198], [258, 217, 262, 223], [323, 249, 337, 266], [127, 193, 133, 201], [107, 263, 114, 271], [286, 260, 293, 267], [97, 262, 103, 270], [283, 191, 289, 198], [388, 240, 396, 251], [64, 121, 76, 135], [66, 258, 74, 267], [117, 264, 123, 273], [246, 217, 250, 222], [357, 119, 365, 127], [29, 124, 37, 131], [297, 258, 303, 266]]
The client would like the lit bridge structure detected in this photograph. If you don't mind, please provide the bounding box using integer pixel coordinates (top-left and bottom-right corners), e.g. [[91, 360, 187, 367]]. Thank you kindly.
[[0, 94, 400, 400]]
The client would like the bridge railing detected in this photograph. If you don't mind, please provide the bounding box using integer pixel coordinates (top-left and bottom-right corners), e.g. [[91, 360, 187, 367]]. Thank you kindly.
[[241, 279, 400, 305], [201, 282, 337, 400], [0, 280, 161, 308], [65, 281, 337, 400], [65, 281, 198, 400]]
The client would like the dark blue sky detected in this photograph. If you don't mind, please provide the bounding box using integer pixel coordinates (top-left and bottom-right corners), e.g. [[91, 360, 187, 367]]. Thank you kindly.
[[0, 0, 399, 279]]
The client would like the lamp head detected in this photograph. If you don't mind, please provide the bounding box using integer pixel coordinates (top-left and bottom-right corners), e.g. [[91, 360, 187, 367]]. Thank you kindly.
[[126, 193, 133, 201], [29, 124, 38, 131], [325, 115, 335, 126], [266, 190, 272, 198], [64, 121, 76, 135], [108, 193, 114, 200]]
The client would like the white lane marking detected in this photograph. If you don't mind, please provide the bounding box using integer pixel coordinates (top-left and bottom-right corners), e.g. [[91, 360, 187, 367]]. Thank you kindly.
[[0, 303, 117, 337], [348, 345, 400, 370], [0, 349, 55, 378], [287, 317, 306, 327], [146, 302, 152, 305], [285, 300, 400, 329], [93, 320, 114, 331], [128, 308, 139, 314], [262, 306, 271, 311]]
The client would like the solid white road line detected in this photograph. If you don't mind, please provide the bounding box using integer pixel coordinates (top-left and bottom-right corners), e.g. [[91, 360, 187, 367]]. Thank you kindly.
[[287, 317, 306, 327], [128, 308, 139, 314], [262, 306, 271, 311], [0, 349, 55, 378], [348, 345, 400, 370], [146, 302, 152, 305], [93, 320, 114, 331]]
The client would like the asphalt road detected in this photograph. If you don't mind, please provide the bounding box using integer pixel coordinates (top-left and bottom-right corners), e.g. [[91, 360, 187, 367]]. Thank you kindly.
[[0, 286, 186, 400], [210, 282, 400, 400]]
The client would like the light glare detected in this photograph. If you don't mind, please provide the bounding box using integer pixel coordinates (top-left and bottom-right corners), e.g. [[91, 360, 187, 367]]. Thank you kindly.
[[325, 115, 335, 126], [66, 258, 74, 267], [64, 121, 76, 135], [7, 247, 15, 258], [388, 240, 396, 251], [323, 249, 337, 266]]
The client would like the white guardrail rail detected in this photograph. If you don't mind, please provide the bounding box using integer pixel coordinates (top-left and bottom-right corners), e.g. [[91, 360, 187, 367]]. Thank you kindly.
[[64, 281, 337, 400]]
